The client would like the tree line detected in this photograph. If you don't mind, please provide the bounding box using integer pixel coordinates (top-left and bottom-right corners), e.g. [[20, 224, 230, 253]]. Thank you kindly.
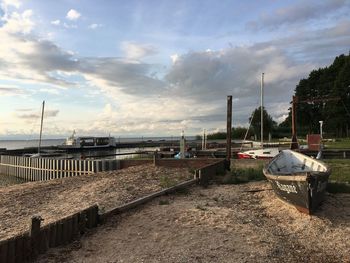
[[206, 53, 350, 140]]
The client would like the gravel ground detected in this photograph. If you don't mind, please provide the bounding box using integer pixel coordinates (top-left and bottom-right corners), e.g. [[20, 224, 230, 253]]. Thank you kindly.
[[36, 182, 350, 263], [0, 164, 193, 240]]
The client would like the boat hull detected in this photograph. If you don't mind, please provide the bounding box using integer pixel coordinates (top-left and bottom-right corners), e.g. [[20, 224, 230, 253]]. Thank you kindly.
[[237, 148, 279, 159], [264, 172, 330, 214], [263, 149, 331, 214]]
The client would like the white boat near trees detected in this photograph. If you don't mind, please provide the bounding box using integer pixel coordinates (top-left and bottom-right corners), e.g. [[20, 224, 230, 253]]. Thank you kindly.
[[237, 73, 279, 159]]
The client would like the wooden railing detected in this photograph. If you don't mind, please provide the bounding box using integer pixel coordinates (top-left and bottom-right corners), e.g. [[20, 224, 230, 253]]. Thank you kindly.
[[0, 155, 120, 181]]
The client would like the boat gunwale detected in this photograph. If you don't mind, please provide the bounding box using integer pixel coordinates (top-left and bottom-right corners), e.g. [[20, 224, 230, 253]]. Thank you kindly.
[[263, 168, 331, 182], [263, 149, 331, 182]]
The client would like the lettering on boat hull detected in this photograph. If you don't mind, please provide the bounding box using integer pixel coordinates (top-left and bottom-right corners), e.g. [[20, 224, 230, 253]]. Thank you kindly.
[[276, 181, 298, 194]]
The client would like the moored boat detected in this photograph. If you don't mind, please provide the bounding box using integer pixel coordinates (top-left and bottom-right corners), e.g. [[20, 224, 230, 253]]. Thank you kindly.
[[237, 147, 279, 159], [237, 73, 280, 160], [263, 149, 331, 214], [59, 131, 116, 149]]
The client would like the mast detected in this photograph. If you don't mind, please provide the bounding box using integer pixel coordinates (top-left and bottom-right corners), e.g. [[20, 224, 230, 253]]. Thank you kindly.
[[38, 100, 45, 155], [261, 73, 264, 148], [226, 95, 232, 169]]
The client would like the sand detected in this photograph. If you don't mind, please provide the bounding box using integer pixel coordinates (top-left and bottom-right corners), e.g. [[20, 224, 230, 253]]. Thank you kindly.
[[35, 182, 350, 263], [0, 164, 193, 240], [1, 163, 349, 263]]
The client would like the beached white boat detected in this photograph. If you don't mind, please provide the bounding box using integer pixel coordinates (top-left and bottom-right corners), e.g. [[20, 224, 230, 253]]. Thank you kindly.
[[263, 149, 331, 214]]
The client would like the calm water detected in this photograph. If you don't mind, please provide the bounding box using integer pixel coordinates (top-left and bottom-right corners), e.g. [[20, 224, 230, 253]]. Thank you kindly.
[[0, 139, 65, 150]]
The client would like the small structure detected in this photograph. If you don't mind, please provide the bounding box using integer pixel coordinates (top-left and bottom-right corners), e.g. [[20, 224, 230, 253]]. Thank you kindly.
[[307, 134, 322, 151]]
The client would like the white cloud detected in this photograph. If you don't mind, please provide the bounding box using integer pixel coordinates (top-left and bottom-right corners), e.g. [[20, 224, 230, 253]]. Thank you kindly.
[[63, 22, 77, 29], [51, 19, 60, 25], [170, 54, 179, 64], [1, 9, 34, 34], [38, 88, 60, 95], [1, 0, 21, 10], [88, 23, 102, 29], [66, 9, 81, 21], [121, 42, 158, 60]]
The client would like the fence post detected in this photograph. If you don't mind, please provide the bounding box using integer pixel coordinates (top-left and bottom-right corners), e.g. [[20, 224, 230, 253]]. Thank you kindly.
[[29, 215, 42, 259]]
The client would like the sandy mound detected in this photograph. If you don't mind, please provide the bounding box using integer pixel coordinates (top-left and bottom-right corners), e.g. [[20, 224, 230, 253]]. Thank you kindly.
[[0, 164, 193, 240]]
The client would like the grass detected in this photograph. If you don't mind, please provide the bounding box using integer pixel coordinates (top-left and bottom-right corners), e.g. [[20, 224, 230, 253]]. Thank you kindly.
[[324, 159, 350, 183], [324, 138, 350, 149], [159, 199, 170, 205], [220, 165, 266, 185], [327, 182, 350, 193], [159, 175, 177, 188]]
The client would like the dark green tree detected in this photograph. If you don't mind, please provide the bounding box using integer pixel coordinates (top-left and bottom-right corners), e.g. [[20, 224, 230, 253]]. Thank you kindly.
[[279, 53, 350, 137], [249, 106, 276, 140]]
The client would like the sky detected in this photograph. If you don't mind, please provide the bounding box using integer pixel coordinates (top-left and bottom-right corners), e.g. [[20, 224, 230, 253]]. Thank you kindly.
[[0, 0, 349, 139]]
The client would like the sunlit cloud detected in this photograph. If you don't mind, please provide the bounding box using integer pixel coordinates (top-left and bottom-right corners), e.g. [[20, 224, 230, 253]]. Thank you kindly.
[[51, 19, 60, 25], [66, 9, 81, 21]]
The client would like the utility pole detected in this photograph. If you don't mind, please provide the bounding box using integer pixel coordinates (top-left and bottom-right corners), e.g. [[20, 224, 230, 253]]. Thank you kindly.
[[291, 96, 299, 150], [226, 95, 232, 170], [261, 73, 264, 148], [38, 100, 45, 155]]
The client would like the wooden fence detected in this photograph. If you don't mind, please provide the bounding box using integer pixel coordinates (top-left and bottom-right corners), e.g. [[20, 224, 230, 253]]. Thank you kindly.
[[0, 205, 98, 263], [0, 155, 120, 181]]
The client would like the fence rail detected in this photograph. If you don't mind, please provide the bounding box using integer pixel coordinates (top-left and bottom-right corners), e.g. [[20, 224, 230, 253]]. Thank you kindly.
[[0, 155, 120, 181]]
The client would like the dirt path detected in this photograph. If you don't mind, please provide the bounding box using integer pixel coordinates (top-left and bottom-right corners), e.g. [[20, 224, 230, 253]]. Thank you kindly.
[[37, 182, 350, 263]]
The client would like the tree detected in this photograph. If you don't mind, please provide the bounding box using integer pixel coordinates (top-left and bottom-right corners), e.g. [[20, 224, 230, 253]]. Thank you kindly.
[[249, 106, 276, 140], [279, 53, 350, 137]]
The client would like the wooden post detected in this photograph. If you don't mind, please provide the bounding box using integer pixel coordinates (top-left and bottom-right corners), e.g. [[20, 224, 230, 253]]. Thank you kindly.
[[153, 151, 158, 166], [7, 238, 15, 263], [15, 235, 24, 263], [291, 96, 299, 150], [29, 216, 42, 258], [49, 223, 57, 248], [226, 95, 232, 170], [0, 239, 8, 263]]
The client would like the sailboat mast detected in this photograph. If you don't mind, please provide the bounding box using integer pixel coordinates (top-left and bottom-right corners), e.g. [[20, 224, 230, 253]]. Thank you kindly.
[[261, 73, 264, 148], [38, 100, 45, 154]]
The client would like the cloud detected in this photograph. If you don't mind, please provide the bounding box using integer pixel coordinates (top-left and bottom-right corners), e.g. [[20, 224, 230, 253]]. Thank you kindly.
[[0, 85, 27, 96], [1, 0, 21, 10], [51, 19, 60, 25], [1, 9, 34, 34], [16, 109, 59, 120], [121, 42, 158, 60], [0, 3, 349, 136], [63, 22, 77, 29], [66, 9, 81, 21], [15, 108, 34, 112], [88, 23, 102, 29], [247, 0, 348, 31]]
